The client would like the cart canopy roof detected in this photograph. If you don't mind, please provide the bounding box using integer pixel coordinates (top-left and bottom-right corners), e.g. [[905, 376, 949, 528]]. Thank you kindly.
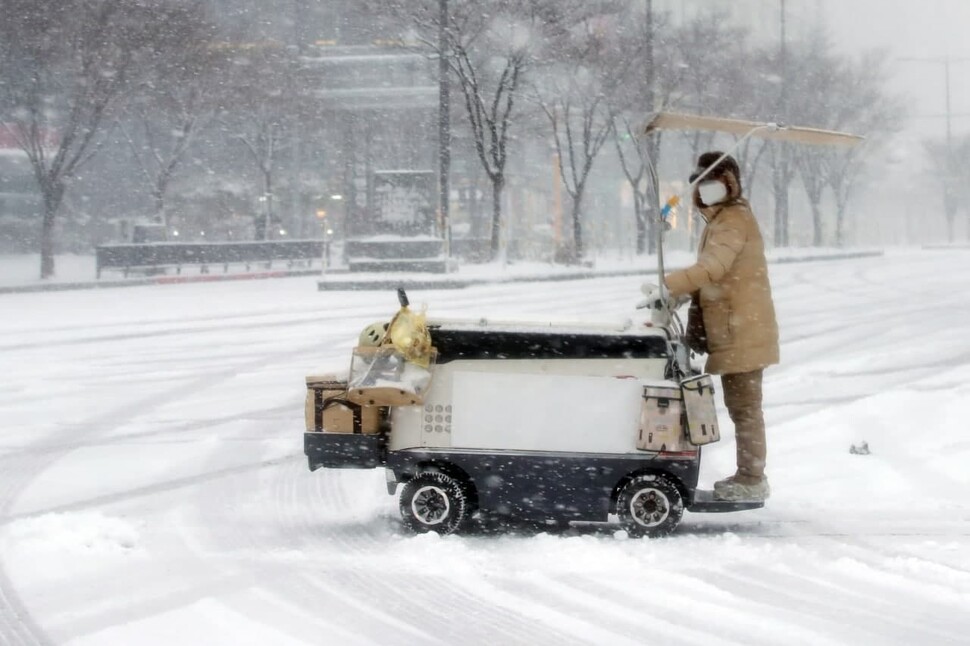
[[642, 112, 864, 148]]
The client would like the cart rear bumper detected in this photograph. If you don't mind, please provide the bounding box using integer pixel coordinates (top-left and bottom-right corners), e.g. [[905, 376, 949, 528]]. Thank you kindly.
[[304, 431, 386, 470]]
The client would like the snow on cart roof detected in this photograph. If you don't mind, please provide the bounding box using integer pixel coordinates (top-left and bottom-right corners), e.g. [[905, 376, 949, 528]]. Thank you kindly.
[[428, 317, 670, 338]]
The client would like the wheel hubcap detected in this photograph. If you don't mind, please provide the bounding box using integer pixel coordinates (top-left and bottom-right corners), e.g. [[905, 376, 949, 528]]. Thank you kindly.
[[411, 485, 450, 525], [629, 488, 670, 527]]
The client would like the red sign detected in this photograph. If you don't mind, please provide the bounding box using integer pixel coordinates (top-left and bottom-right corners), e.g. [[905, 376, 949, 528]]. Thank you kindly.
[[0, 124, 59, 150]]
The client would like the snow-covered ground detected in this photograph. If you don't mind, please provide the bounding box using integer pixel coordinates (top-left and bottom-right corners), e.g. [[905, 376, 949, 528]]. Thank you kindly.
[[0, 248, 968, 645]]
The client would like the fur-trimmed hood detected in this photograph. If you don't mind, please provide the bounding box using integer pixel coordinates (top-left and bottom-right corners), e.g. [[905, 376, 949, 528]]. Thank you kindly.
[[690, 151, 743, 217]]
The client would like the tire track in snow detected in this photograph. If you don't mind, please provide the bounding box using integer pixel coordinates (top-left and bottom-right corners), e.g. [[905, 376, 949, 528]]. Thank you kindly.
[[199, 274, 936, 646], [0, 404, 297, 462], [0, 331, 348, 645], [281, 280, 658, 644], [487, 571, 744, 646], [168, 279, 633, 643], [200, 451, 587, 644], [7, 255, 970, 643], [165, 386, 486, 642], [577, 571, 854, 646], [0, 310, 347, 352], [694, 559, 969, 644]]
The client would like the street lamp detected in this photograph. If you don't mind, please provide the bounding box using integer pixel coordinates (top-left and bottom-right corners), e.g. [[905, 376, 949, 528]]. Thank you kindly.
[[898, 56, 970, 150]]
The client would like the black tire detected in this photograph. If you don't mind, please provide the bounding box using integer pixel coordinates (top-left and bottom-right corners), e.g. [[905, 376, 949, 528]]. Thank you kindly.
[[616, 474, 684, 538], [399, 472, 469, 535]]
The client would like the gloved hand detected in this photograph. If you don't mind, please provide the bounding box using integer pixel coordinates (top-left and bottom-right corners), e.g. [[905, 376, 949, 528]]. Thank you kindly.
[[637, 282, 687, 310], [637, 283, 665, 310]]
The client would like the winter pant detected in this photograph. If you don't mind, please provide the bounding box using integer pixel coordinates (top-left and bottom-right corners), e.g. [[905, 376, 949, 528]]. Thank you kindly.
[[721, 369, 766, 482]]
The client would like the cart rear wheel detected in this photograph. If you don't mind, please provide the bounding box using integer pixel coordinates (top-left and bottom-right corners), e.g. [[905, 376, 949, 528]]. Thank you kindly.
[[616, 474, 684, 538], [399, 472, 469, 535]]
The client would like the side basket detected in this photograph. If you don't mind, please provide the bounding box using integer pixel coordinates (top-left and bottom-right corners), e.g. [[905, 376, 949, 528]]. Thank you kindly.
[[637, 382, 692, 452], [681, 374, 721, 446]]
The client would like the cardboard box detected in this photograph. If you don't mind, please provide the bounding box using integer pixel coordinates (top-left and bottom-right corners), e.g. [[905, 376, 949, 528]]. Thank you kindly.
[[345, 386, 422, 407], [305, 375, 383, 434], [637, 384, 691, 452]]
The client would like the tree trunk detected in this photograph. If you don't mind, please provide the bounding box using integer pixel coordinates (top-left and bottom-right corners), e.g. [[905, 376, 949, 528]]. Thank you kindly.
[[773, 162, 790, 247], [634, 193, 646, 255], [690, 211, 701, 252], [944, 187, 956, 243], [264, 169, 274, 240], [571, 189, 585, 263], [152, 188, 164, 221], [489, 175, 504, 260], [646, 204, 657, 256], [810, 200, 824, 246], [154, 168, 174, 226], [40, 207, 56, 279], [39, 182, 64, 279], [645, 134, 661, 257], [835, 201, 846, 248]]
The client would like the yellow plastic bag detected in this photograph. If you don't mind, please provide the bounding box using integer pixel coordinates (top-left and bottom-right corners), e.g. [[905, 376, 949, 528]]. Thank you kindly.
[[385, 302, 433, 368]]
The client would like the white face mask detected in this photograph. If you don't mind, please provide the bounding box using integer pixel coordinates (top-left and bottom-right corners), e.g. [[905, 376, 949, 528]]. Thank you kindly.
[[698, 181, 728, 206]]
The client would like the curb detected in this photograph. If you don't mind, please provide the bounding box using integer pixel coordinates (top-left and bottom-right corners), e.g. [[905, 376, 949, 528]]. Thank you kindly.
[[0, 268, 320, 295], [317, 250, 886, 291], [317, 266, 662, 291]]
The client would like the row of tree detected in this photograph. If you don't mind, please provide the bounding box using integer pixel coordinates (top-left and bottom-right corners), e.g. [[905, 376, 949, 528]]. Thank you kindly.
[[0, 0, 907, 278], [385, 0, 906, 262], [925, 133, 970, 243], [0, 0, 311, 276]]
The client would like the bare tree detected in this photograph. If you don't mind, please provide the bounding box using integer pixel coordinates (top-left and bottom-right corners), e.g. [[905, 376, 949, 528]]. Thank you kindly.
[[607, 2, 681, 256], [537, 14, 635, 263], [0, 0, 205, 278], [451, 40, 526, 260], [794, 150, 828, 245], [809, 49, 904, 247], [823, 145, 869, 247], [366, 0, 595, 260], [118, 33, 224, 227], [611, 116, 655, 255], [221, 43, 297, 240], [923, 137, 965, 243], [952, 136, 970, 242], [788, 35, 844, 246], [540, 90, 613, 263]]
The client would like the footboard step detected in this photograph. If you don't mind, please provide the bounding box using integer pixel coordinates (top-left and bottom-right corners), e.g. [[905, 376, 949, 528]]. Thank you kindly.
[[688, 489, 765, 513]]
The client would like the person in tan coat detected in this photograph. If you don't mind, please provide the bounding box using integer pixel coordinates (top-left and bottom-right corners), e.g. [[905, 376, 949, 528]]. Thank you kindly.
[[646, 151, 779, 501]]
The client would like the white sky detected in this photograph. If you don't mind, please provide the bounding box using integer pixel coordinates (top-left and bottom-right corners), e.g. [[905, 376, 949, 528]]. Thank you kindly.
[[667, 0, 970, 139], [822, 0, 970, 140], [662, 0, 970, 240]]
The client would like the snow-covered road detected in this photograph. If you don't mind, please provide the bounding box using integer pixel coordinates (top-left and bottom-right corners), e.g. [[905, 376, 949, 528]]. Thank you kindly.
[[1, 249, 968, 645]]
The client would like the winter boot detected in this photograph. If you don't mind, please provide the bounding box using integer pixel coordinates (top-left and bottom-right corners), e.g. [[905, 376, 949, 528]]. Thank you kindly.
[[713, 475, 770, 502]]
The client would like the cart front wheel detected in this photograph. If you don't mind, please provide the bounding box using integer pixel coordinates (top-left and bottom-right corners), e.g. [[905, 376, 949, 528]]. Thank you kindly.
[[400, 472, 469, 535], [617, 474, 684, 538]]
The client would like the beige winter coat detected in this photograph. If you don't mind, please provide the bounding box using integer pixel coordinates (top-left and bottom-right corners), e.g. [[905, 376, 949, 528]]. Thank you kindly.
[[665, 192, 779, 375]]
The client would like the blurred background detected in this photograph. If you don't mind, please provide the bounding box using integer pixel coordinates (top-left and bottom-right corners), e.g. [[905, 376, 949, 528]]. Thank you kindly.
[[1, 0, 968, 278]]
